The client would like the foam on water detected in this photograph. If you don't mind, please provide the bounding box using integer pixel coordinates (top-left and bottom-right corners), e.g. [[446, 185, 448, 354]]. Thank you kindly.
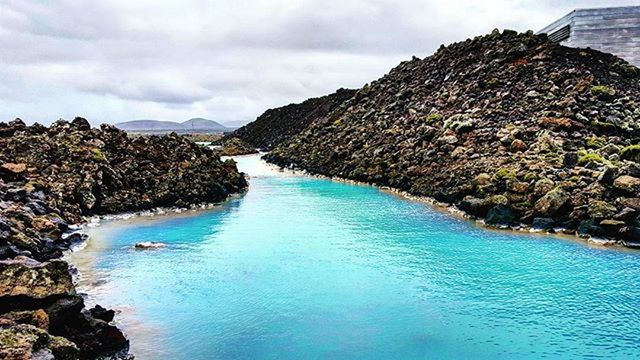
[[68, 154, 640, 360]]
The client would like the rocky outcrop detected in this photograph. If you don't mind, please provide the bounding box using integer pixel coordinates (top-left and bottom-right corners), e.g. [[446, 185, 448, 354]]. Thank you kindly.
[[0, 118, 248, 358], [265, 30, 640, 244], [0, 258, 73, 299], [0, 324, 79, 360], [229, 88, 356, 150], [217, 138, 259, 156]]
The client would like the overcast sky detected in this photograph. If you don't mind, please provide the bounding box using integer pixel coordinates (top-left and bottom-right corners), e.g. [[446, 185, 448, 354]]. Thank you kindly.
[[1, 0, 638, 125]]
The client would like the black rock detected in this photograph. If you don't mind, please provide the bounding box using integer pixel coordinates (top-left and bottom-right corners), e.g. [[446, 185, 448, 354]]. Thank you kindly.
[[89, 304, 115, 323], [485, 205, 517, 227], [531, 217, 555, 232], [563, 152, 578, 168], [577, 220, 605, 238]]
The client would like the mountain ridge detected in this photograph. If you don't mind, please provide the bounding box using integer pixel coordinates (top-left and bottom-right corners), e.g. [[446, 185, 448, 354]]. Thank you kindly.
[[115, 118, 234, 133]]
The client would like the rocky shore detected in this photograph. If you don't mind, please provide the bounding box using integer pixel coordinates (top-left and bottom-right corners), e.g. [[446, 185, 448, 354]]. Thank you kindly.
[[265, 30, 640, 246], [229, 88, 356, 150], [0, 118, 248, 359]]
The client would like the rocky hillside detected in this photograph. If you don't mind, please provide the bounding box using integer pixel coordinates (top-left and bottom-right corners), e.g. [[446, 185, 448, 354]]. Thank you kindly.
[[0, 118, 248, 358], [229, 88, 356, 150], [266, 30, 640, 245]]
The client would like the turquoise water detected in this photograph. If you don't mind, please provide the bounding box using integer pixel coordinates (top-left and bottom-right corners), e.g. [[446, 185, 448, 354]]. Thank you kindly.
[[70, 155, 640, 359]]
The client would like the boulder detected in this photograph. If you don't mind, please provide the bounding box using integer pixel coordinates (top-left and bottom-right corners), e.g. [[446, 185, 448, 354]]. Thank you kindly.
[[45, 295, 85, 330], [485, 205, 517, 227], [613, 175, 640, 194], [0, 163, 27, 181], [618, 198, 640, 211], [510, 139, 527, 152], [531, 217, 555, 232], [70, 117, 91, 131], [534, 188, 569, 217], [0, 309, 49, 329], [577, 220, 605, 238], [89, 305, 115, 323], [46, 296, 129, 358], [0, 324, 79, 360], [588, 200, 617, 220], [134, 241, 167, 249], [0, 258, 74, 298], [533, 178, 554, 197], [563, 152, 578, 168]]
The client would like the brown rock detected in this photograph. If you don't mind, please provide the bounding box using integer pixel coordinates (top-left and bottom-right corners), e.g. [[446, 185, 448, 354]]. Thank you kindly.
[[0, 324, 79, 360], [534, 188, 569, 217], [0, 258, 74, 299], [618, 198, 640, 211], [507, 180, 529, 194], [0, 309, 49, 330], [0, 163, 27, 180], [31, 217, 56, 232], [613, 175, 640, 194], [533, 178, 555, 197], [510, 139, 527, 152]]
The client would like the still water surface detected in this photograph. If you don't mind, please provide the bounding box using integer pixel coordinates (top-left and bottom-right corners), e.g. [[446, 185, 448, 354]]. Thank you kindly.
[[69, 155, 640, 359]]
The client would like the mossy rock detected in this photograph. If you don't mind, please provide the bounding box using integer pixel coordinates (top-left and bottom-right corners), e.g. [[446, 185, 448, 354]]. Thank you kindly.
[[578, 152, 604, 165], [590, 121, 617, 132], [444, 114, 474, 133], [621, 144, 640, 163], [424, 113, 442, 123], [588, 200, 617, 220], [493, 168, 517, 182], [585, 137, 605, 149], [486, 77, 499, 88], [591, 85, 616, 98], [534, 187, 569, 217], [488, 194, 510, 206], [90, 148, 106, 162]]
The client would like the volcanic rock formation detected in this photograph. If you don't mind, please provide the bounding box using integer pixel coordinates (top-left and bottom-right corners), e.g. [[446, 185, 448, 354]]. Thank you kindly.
[[229, 88, 356, 150], [0, 118, 248, 358], [265, 29, 640, 245]]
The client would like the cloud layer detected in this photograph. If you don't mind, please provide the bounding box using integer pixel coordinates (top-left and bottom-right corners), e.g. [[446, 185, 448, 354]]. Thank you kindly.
[[1, 0, 638, 125]]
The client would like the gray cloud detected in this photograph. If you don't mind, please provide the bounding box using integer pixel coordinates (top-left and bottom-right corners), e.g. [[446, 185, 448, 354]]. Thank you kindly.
[[0, 0, 638, 125]]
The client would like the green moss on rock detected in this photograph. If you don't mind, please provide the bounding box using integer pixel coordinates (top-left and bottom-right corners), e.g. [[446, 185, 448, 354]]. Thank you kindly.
[[578, 152, 604, 165], [621, 144, 640, 163], [493, 168, 517, 182], [591, 85, 616, 97]]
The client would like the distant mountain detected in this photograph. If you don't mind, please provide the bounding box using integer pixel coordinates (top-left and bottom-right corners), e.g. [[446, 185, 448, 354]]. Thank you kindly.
[[115, 118, 232, 133]]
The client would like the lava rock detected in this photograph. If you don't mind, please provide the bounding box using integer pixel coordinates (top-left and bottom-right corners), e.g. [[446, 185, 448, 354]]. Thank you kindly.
[[485, 205, 518, 227], [228, 88, 356, 150], [531, 217, 555, 232], [89, 305, 115, 323], [263, 30, 640, 245], [0, 258, 74, 298]]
